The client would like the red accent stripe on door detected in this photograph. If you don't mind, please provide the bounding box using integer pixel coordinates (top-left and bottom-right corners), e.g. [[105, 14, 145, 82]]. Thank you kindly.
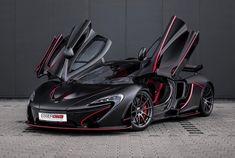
[[153, 16, 177, 72], [180, 83, 194, 110]]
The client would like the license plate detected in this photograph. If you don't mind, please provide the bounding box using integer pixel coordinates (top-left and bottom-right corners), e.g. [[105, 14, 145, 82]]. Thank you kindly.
[[38, 112, 67, 122]]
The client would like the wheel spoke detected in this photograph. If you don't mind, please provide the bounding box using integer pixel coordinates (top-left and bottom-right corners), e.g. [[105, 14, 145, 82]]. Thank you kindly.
[[200, 86, 214, 114], [142, 98, 149, 106], [142, 112, 150, 118], [134, 115, 139, 125], [137, 115, 141, 125], [205, 96, 213, 100], [204, 101, 212, 112], [139, 95, 143, 106], [131, 92, 153, 129], [144, 106, 152, 110], [131, 110, 137, 114], [132, 99, 138, 108], [204, 104, 209, 111], [207, 101, 213, 105], [140, 114, 146, 124], [205, 88, 212, 97]]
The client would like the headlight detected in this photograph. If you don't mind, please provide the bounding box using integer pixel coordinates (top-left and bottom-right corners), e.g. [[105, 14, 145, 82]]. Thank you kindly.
[[90, 94, 124, 106], [29, 91, 35, 102]]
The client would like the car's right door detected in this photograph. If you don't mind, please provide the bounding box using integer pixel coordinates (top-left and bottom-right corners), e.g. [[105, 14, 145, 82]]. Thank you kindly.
[[149, 16, 200, 79]]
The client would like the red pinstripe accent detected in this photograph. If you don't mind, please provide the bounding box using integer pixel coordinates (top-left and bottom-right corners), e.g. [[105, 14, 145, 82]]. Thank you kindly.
[[153, 16, 177, 72], [49, 84, 60, 99], [27, 123, 131, 131], [46, 34, 63, 67], [193, 82, 205, 89], [80, 105, 111, 126], [180, 83, 194, 110], [123, 117, 131, 122], [36, 37, 57, 73], [36, 34, 63, 77], [172, 32, 199, 76]]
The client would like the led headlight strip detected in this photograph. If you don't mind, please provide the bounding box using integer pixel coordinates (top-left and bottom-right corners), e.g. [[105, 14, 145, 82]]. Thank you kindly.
[[90, 94, 124, 106]]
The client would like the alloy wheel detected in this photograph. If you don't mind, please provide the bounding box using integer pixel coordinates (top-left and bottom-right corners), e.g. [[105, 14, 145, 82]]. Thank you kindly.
[[131, 91, 153, 129]]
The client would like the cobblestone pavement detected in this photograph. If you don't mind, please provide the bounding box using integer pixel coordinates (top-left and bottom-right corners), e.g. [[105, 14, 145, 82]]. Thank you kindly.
[[0, 99, 234, 158]]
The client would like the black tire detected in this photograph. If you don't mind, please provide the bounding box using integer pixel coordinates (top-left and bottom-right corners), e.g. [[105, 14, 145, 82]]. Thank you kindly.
[[199, 83, 214, 116], [131, 90, 153, 131]]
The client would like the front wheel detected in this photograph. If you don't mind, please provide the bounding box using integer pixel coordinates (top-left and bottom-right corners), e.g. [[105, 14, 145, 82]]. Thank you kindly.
[[131, 90, 153, 131], [199, 83, 214, 116]]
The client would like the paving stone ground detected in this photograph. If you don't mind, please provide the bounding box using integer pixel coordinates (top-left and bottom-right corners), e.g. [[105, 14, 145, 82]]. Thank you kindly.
[[0, 99, 234, 158]]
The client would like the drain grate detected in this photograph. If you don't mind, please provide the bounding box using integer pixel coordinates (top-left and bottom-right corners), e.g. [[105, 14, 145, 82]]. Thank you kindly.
[[180, 120, 203, 134]]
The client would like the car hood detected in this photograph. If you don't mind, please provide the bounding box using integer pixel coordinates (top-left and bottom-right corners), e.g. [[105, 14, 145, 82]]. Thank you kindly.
[[34, 81, 127, 111]]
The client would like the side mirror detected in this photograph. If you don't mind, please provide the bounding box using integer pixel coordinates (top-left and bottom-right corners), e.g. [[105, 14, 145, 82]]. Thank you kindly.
[[138, 47, 147, 61], [64, 48, 74, 59]]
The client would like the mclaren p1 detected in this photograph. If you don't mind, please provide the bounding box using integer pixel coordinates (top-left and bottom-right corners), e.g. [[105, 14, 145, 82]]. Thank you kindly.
[[27, 16, 214, 131]]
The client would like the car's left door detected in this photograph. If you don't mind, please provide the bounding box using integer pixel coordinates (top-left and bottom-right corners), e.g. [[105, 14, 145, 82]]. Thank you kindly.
[[36, 20, 112, 81]]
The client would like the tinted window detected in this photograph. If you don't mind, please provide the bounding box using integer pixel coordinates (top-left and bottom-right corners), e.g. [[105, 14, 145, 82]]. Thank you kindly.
[[77, 40, 105, 62], [71, 40, 105, 71]]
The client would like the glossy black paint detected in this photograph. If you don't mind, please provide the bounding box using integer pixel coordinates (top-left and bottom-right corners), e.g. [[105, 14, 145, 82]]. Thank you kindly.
[[27, 16, 214, 130]]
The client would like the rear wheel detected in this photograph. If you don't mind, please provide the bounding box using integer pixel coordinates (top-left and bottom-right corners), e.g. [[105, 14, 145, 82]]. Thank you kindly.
[[199, 84, 214, 116], [131, 90, 153, 131]]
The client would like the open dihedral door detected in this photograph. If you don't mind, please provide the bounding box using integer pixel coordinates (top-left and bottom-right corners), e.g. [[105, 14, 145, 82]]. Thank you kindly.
[[36, 20, 112, 81], [151, 16, 199, 79]]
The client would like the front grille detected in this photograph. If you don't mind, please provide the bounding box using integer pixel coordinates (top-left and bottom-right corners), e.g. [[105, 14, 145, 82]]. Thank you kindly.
[[33, 103, 112, 128]]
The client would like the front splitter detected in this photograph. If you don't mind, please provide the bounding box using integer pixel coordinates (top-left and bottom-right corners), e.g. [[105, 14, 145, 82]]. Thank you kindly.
[[26, 122, 131, 131]]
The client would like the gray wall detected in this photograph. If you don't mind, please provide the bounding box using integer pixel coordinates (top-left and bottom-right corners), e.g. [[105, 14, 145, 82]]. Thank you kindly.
[[0, 0, 234, 98]]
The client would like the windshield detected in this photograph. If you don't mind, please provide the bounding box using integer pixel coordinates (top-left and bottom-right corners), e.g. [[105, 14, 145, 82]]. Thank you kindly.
[[70, 38, 106, 71], [75, 62, 139, 84]]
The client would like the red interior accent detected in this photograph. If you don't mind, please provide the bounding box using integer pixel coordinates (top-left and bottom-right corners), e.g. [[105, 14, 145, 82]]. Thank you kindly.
[[147, 78, 164, 105], [154, 83, 164, 104]]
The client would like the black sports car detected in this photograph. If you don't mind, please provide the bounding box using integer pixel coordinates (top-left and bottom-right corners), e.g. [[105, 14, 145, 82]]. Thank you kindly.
[[27, 16, 214, 131]]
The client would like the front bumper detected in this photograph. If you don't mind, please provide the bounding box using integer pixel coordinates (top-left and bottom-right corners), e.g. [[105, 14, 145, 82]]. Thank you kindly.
[[27, 102, 131, 130]]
